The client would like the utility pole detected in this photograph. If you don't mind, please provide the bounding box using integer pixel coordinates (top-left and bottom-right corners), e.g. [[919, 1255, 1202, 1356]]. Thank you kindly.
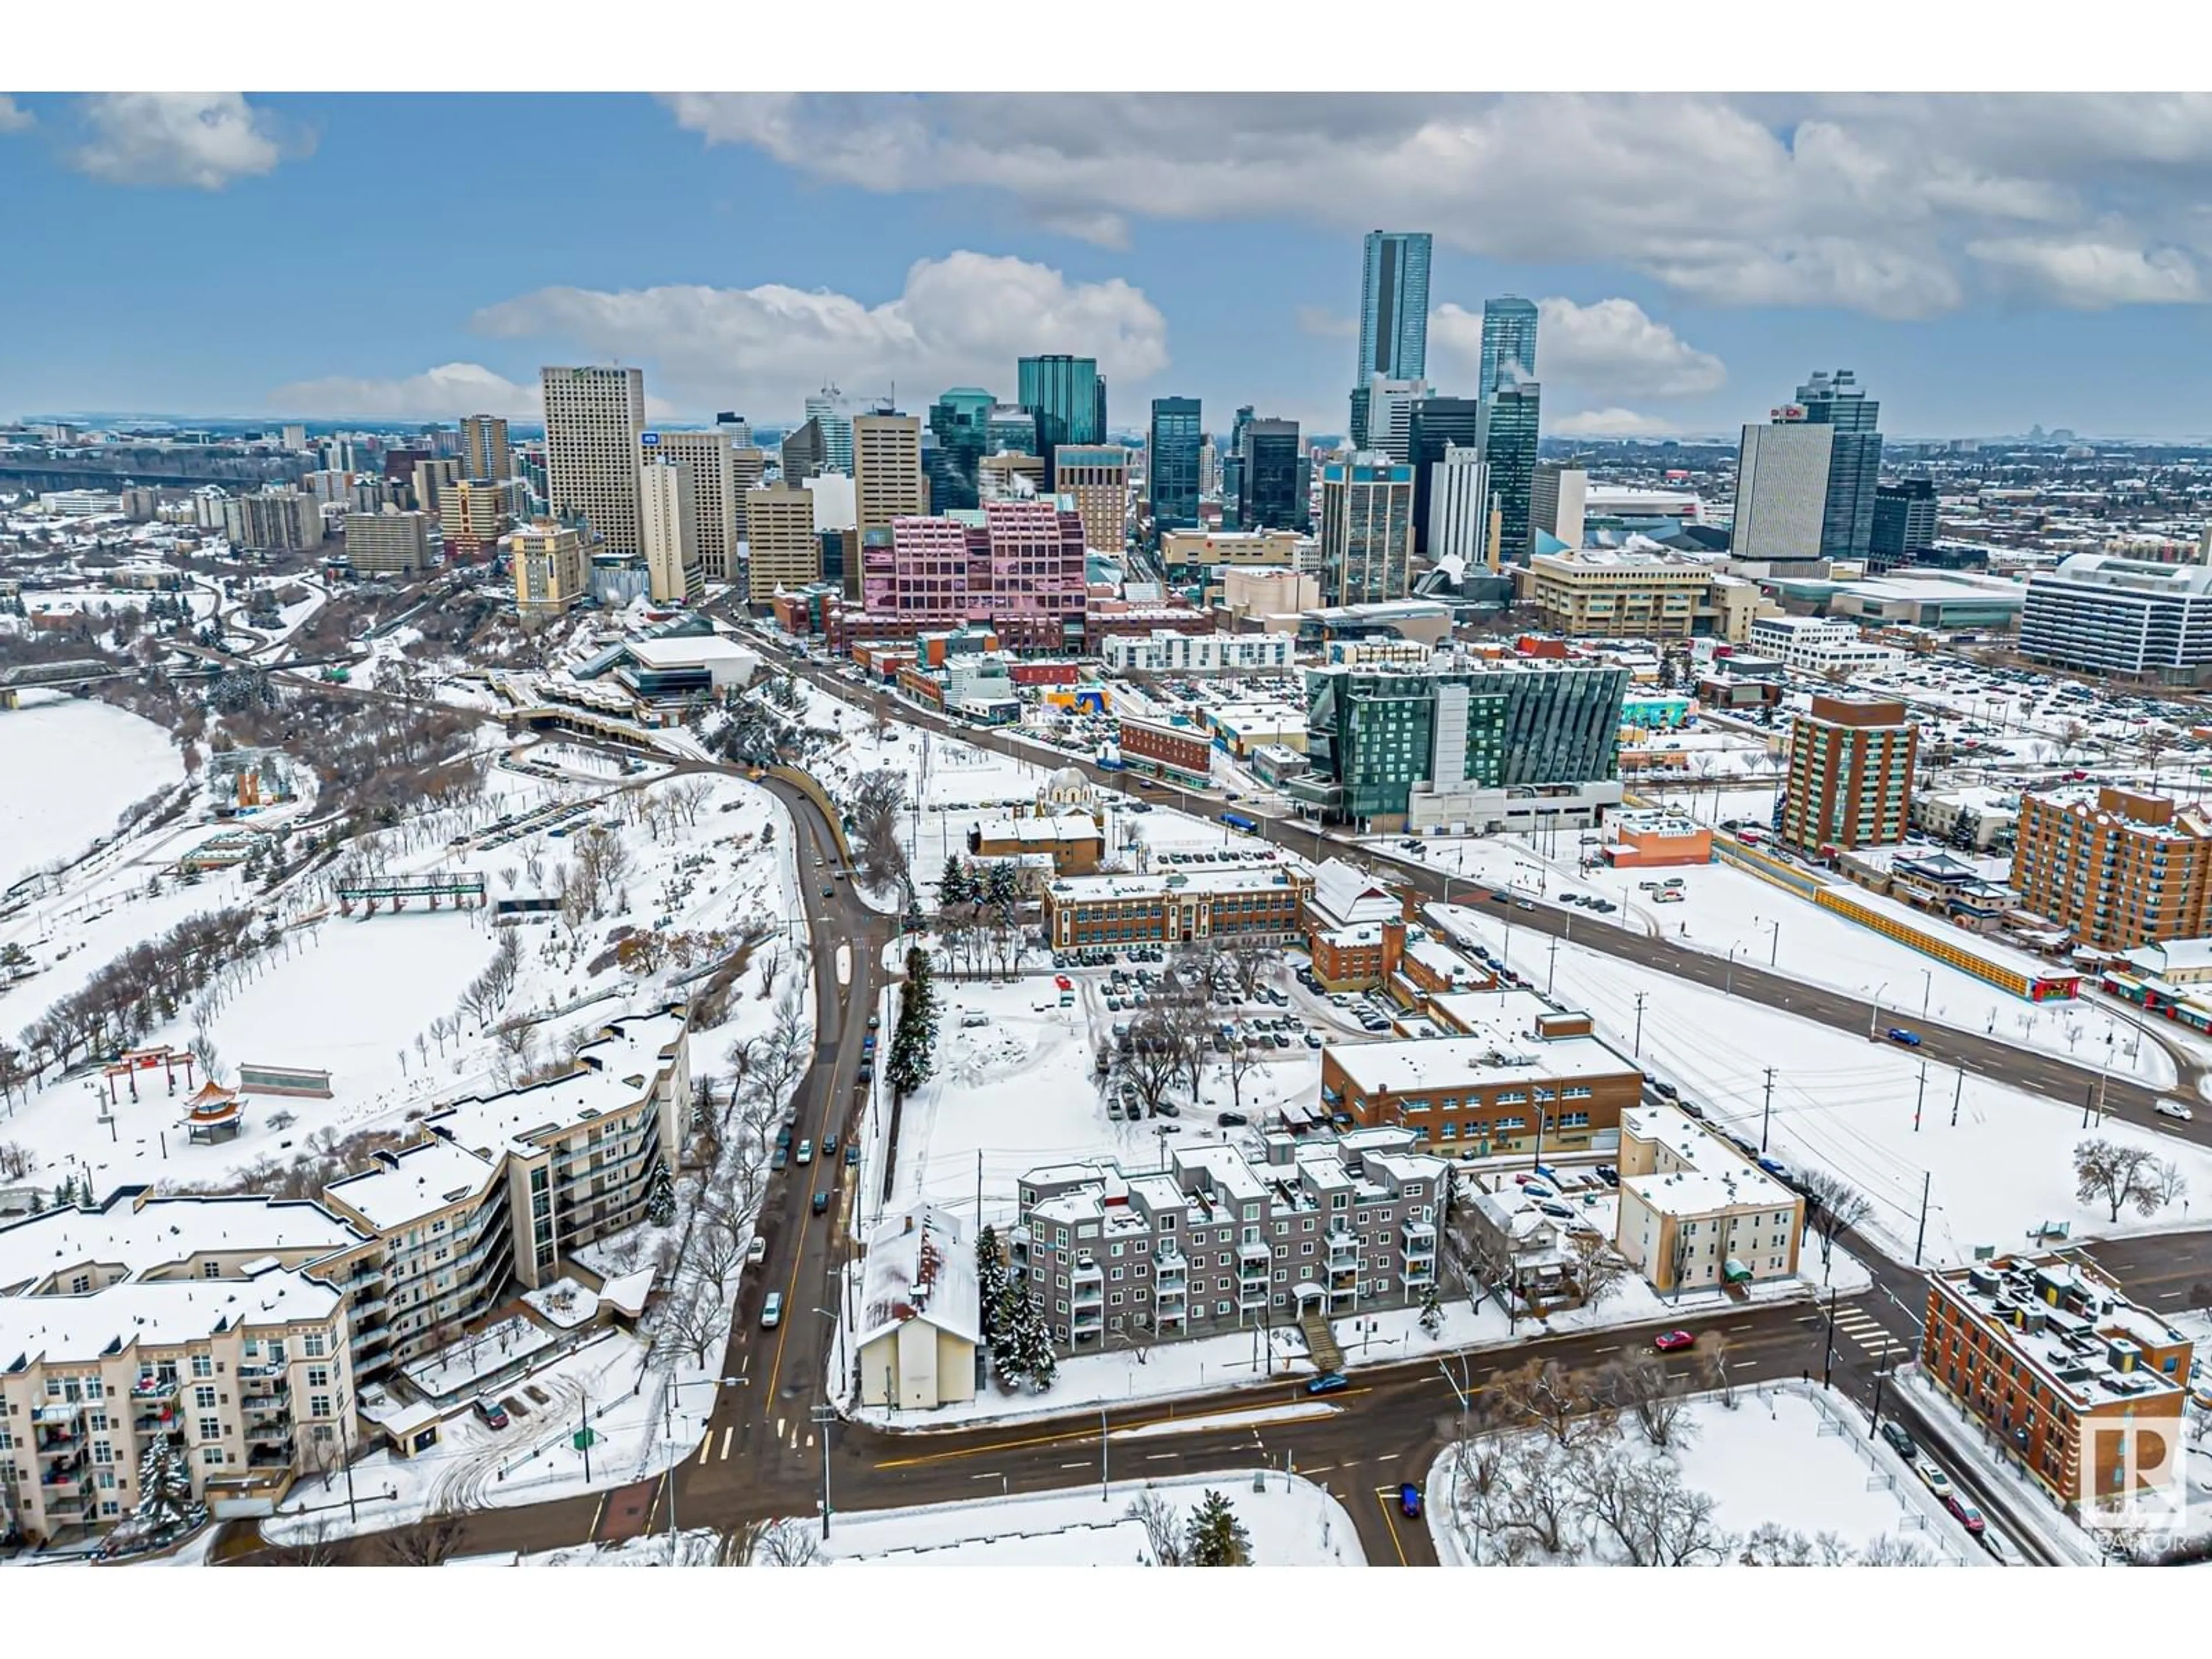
[[579, 1395, 592, 1481], [1546, 934, 1559, 998], [342, 1419, 358, 1525], [1768, 919, 1780, 967], [1869, 1340, 1892, 1437], [1760, 1067, 1776, 1154], [1633, 992, 1647, 1059], [1913, 1061, 1927, 1133], [1949, 1068, 1963, 1128], [1912, 1172, 1931, 1266], [1100, 1404, 1109, 1504], [1821, 1287, 1837, 1389], [812, 1403, 837, 1538]]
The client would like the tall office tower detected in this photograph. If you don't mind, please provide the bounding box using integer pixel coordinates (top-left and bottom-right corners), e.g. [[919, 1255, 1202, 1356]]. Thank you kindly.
[[853, 412, 927, 536], [638, 456, 702, 604], [320, 437, 359, 472], [979, 452, 1047, 502], [281, 423, 308, 452], [410, 457, 460, 518], [1407, 395, 1482, 555], [1319, 454, 1416, 606], [1478, 296, 1540, 397], [541, 365, 647, 554], [987, 403, 1039, 454], [1356, 231, 1434, 384], [1427, 446, 1494, 569], [1869, 478, 1939, 571], [460, 414, 511, 483], [715, 411, 751, 445], [1530, 463, 1589, 554], [1347, 383, 1372, 450], [1732, 414, 1836, 562], [1053, 445, 1131, 553], [510, 518, 589, 618], [744, 483, 820, 605], [1478, 381, 1542, 560], [1017, 354, 1103, 483], [1147, 396, 1202, 532], [1237, 417, 1306, 533], [1363, 378, 1429, 464], [781, 418, 827, 483], [1793, 369, 1883, 560], [437, 479, 514, 559], [804, 385, 855, 474], [729, 446, 767, 538], [1198, 434, 1222, 498], [927, 388, 995, 512], [647, 431, 740, 582]]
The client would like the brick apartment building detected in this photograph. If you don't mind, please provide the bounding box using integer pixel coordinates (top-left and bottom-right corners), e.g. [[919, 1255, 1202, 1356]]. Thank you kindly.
[[2011, 783, 2212, 950], [1043, 854, 1312, 951], [1320, 989, 1643, 1160], [1778, 694, 1918, 855], [1922, 1252, 2193, 1515], [840, 498, 1088, 650], [1116, 714, 1215, 789], [1013, 1129, 1445, 1349], [1612, 1105, 1802, 1294]]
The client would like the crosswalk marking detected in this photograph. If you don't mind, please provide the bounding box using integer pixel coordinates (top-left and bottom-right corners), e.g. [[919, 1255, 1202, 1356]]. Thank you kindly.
[[719, 1426, 734, 1460]]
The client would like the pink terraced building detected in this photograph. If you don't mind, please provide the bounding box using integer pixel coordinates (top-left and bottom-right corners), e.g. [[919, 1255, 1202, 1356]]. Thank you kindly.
[[846, 499, 1089, 650]]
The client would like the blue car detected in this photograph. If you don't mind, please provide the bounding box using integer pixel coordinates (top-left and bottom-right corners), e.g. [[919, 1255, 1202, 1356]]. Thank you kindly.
[[1884, 1027, 1922, 1048], [1306, 1372, 1350, 1396], [1398, 1483, 1422, 1520]]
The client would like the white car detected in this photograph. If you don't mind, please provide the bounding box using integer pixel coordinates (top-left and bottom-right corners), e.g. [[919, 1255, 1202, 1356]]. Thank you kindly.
[[2156, 1099, 2195, 1122], [1915, 1459, 1954, 1500], [745, 1237, 767, 1266]]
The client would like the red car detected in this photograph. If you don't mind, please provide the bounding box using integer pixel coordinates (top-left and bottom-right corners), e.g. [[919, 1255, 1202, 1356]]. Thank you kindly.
[[1652, 1330, 1695, 1353], [1054, 975, 1074, 992], [1944, 1494, 1986, 1536]]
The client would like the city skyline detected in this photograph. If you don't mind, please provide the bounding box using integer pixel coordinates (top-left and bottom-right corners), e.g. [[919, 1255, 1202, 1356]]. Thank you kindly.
[[7, 93, 2212, 441]]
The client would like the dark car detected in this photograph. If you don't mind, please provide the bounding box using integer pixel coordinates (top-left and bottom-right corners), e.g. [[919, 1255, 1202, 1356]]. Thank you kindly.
[[770, 1146, 789, 1172], [1595, 1165, 1620, 1187], [812, 1191, 831, 1215], [1885, 1027, 1922, 1048], [472, 1397, 510, 1430], [1216, 1111, 1249, 1127], [1306, 1372, 1350, 1396], [824, 1134, 839, 1156], [1879, 1421, 1918, 1459], [1398, 1482, 1422, 1520], [844, 1142, 860, 1166], [821, 885, 835, 899]]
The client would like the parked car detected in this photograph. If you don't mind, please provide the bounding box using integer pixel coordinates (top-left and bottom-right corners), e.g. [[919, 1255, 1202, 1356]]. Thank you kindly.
[[746, 1237, 768, 1267], [473, 1397, 509, 1430], [1398, 1483, 1423, 1520], [770, 1147, 789, 1172], [2156, 1099, 2195, 1122], [844, 1142, 861, 1167], [1217, 1111, 1249, 1127], [1652, 1330, 1695, 1353], [1885, 1027, 1922, 1048], [1944, 1495, 1986, 1536], [1306, 1372, 1350, 1396], [1879, 1421, 1917, 1459], [1915, 1459, 1953, 1499], [1594, 1165, 1620, 1187], [760, 1292, 783, 1328]]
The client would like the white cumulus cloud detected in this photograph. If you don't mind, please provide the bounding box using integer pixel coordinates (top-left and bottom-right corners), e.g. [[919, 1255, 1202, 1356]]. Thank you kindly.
[[662, 93, 2212, 319], [70, 92, 304, 190], [1548, 407, 1680, 438], [267, 363, 542, 422], [1432, 296, 1724, 401], [0, 96, 35, 134], [468, 251, 1170, 416], [1966, 237, 2202, 307]]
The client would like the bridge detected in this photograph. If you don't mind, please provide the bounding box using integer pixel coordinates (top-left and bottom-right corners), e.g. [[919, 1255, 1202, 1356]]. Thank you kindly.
[[0, 657, 136, 707], [0, 451, 305, 491], [335, 870, 487, 915]]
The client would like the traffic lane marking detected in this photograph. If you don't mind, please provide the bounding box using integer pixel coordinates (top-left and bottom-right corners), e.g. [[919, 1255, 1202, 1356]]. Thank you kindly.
[[870, 1386, 1379, 1468], [1370, 1487, 1412, 1566]]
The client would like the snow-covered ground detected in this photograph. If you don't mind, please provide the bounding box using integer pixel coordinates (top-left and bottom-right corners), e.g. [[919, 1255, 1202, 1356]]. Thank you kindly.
[[0, 694, 185, 891], [1430, 900, 2212, 1266], [1430, 1380, 1974, 1566]]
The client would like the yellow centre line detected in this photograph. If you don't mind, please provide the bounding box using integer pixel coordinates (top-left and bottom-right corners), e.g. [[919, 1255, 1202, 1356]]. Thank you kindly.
[[1372, 1488, 1410, 1566]]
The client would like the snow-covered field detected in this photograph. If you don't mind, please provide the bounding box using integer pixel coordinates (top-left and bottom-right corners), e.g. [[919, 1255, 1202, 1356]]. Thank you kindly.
[[0, 695, 184, 891], [1429, 1381, 1974, 1566], [1430, 900, 2212, 1266]]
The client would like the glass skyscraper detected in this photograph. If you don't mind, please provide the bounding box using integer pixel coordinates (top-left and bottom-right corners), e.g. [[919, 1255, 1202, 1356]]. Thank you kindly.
[[1357, 232, 1433, 383], [1407, 396, 1482, 555], [1479, 382, 1542, 562], [1478, 296, 1540, 397], [1794, 369, 1883, 561], [1238, 417, 1305, 533], [1147, 396, 1202, 532], [1018, 355, 1104, 484], [926, 387, 994, 512]]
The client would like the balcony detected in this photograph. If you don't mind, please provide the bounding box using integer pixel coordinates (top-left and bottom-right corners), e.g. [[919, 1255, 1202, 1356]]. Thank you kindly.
[[35, 1426, 83, 1455], [1401, 1220, 1437, 1256], [1071, 1279, 1103, 1306], [32, 1400, 85, 1425], [1324, 1230, 1358, 1261], [1237, 1238, 1271, 1266], [133, 1411, 179, 1436], [130, 1377, 180, 1402], [247, 1441, 296, 1469], [39, 1457, 89, 1485], [245, 1421, 294, 1445]]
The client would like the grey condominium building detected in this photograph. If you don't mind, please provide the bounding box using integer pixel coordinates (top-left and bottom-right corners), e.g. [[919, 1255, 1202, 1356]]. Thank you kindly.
[[2020, 553, 2212, 683], [1014, 1129, 1445, 1350]]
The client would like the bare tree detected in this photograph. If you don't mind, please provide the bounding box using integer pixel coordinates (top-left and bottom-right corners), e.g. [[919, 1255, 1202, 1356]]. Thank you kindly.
[[1598, 1352, 1694, 1449], [2074, 1138, 2180, 1221], [1121, 1015, 1183, 1117], [266, 1512, 348, 1566], [1493, 1437, 1582, 1560], [759, 1518, 822, 1566], [1565, 1229, 1632, 1308], [1125, 1490, 1185, 1565], [1221, 1033, 1264, 1116], [1798, 1170, 1874, 1279], [1700, 1335, 1737, 1408], [383, 1508, 467, 1566], [1496, 1358, 1608, 1448], [1858, 1533, 1938, 1566]]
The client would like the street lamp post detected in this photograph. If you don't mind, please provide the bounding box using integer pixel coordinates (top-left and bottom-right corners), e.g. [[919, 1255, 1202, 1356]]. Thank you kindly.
[[1767, 919, 1780, 967], [1869, 980, 1889, 1041], [1921, 968, 1932, 1021], [810, 1403, 837, 1539]]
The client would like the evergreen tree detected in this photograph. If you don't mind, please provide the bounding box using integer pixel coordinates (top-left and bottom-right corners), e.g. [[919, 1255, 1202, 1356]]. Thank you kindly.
[[1012, 1296, 1058, 1392], [645, 1163, 677, 1228], [1419, 1282, 1443, 1338], [1183, 1490, 1252, 1566], [975, 1225, 1007, 1337], [935, 856, 971, 913], [988, 1283, 1031, 1388], [129, 1435, 200, 1540]]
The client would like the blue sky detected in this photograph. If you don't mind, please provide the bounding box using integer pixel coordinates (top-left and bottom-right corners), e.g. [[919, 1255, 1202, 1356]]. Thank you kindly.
[[5, 92, 2212, 440]]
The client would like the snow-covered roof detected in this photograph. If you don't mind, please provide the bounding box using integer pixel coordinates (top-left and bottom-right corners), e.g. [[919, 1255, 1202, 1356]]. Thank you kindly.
[[1309, 856, 1402, 930], [0, 1189, 367, 1297], [430, 1006, 687, 1158], [2118, 938, 2212, 978], [0, 1261, 343, 1364], [856, 1205, 978, 1350], [1620, 1105, 1795, 1217], [1328, 1024, 1634, 1096], [1050, 856, 1304, 904], [323, 1135, 505, 1233], [974, 817, 1101, 847]]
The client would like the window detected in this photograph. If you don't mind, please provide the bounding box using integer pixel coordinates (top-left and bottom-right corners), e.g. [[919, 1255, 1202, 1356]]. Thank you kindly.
[[194, 1386, 217, 1411], [306, 1366, 331, 1391], [198, 1417, 222, 1442], [202, 1447, 225, 1467], [190, 1354, 213, 1380]]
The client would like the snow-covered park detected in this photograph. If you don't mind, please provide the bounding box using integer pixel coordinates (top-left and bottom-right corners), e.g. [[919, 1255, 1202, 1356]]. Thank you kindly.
[[0, 694, 185, 891]]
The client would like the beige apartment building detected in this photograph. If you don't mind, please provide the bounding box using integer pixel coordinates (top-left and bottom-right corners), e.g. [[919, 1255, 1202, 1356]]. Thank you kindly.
[[541, 365, 647, 555], [1163, 527, 1306, 574], [1052, 444, 1131, 555], [438, 478, 513, 559], [744, 483, 820, 605], [2013, 784, 2212, 950], [1219, 565, 1321, 628], [1519, 549, 1771, 641], [979, 451, 1047, 502], [411, 457, 461, 518], [460, 413, 511, 483], [510, 518, 589, 618], [646, 430, 740, 582], [638, 454, 702, 604], [1613, 1105, 1802, 1294], [343, 508, 433, 575], [729, 445, 767, 539], [853, 413, 927, 537]]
